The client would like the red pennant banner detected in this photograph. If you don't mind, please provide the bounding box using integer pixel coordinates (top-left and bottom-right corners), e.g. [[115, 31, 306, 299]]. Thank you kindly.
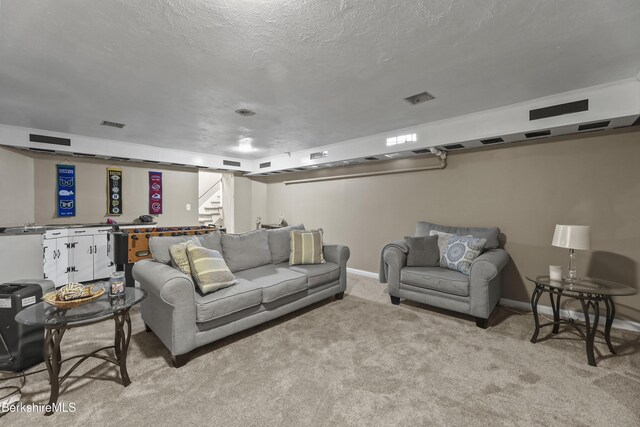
[[149, 171, 162, 215]]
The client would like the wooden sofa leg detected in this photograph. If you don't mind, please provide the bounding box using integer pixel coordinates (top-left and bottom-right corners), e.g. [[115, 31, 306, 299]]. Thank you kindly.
[[172, 354, 190, 368], [475, 317, 489, 329], [335, 291, 344, 300], [390, 296, 400, 305]]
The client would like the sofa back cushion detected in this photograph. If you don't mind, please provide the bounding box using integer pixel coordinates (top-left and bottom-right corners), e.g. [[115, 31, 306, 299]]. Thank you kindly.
[[198, 231, 223, 253], [416, 221, 500, 249], [221, 229, 271, 272], [268, 224, 305, 264], [149, 235, 201, 265]]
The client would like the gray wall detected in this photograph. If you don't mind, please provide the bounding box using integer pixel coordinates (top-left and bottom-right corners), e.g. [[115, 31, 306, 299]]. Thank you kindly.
[[0, 147, 35, 226], [261, 129, 640, 322]]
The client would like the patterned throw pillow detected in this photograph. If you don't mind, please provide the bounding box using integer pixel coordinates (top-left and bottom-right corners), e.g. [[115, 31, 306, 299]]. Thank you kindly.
[[289, 229, 325, 265], [169, 241, 194, 275], [440, 235, 487, 275], [429, 230, 472, 267], [186, 245, 237, 294]]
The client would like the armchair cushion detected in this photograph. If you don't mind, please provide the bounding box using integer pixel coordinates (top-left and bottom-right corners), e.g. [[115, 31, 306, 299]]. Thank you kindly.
[[417, 221, 500, 249], [401, 267, 469, 297], [440, 235, 487, 275], [403, 235, 439, 267]]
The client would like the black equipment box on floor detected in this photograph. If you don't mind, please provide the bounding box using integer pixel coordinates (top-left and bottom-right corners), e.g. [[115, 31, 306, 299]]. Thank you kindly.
[[0, 283, 44, 372]]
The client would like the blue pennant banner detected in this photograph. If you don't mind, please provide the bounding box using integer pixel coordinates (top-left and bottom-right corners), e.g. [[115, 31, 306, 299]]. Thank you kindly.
[[57, 164, 76, 217]]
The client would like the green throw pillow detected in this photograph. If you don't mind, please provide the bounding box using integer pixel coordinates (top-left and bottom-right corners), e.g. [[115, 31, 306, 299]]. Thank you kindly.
[[186, 245, 237, 294], [289, 229, 325, 265]]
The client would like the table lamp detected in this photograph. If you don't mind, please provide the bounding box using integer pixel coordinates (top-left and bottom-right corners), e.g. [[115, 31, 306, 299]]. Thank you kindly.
[[552, 225, 591, 281]]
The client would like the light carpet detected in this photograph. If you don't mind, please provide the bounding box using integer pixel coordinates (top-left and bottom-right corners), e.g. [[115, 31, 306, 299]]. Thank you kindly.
[[3, 274, 640, 426]]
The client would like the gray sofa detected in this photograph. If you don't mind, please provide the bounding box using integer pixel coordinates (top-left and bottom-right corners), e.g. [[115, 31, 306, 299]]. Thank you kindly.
[[133, 227, 350, 367], [380, 221, 509, 328]]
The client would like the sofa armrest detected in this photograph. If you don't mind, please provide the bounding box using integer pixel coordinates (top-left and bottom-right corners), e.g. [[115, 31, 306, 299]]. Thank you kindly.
[[132, 260, 197, 356], [133, 259, 196, 305], [381, 240, 409, 295], [469, 249, 509, 319], [324, 244, 350, 291]]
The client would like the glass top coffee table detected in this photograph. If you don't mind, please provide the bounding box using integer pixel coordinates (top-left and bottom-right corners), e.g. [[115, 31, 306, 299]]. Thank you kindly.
[[15, 287, 146, 415], [526, 276, 636, 367]]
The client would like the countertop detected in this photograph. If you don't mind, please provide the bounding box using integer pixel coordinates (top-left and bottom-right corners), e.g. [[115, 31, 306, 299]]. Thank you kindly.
[[0, 222, 156, 236]]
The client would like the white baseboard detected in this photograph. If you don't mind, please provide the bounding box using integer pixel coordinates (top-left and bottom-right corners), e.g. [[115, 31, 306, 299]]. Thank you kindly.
[[347, 267, 379, 279], [500, 298, 640, 333], [346, 268, 640, 333]]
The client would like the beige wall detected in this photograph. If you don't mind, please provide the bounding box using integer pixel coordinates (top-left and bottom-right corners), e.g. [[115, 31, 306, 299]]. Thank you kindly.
[[0, 147, 35, 226], [31, 154, 199, 226], [233, 176, 268, 233], [261, 129, 640, 322]]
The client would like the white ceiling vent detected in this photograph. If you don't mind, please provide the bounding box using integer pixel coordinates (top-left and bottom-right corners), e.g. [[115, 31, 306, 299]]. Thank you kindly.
[[404, 91, 435, 105], [101, 120, 125, 128], [310, 150, 328, 160]]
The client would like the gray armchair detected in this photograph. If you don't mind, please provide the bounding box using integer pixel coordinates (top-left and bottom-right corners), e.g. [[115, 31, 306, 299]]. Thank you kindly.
[[380, 221, 509, 328]]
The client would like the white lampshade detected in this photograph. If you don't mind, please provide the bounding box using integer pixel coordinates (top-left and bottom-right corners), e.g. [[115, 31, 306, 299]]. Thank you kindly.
[[552, 225, 591, 250]]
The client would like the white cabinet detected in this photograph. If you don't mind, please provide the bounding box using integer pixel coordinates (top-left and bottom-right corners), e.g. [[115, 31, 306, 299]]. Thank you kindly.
[[43, 229, 70, 286], [43, 227, 115, 287]]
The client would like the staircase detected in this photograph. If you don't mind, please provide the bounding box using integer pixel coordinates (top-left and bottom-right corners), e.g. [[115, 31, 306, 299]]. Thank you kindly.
[[198, 179, 224, 227]]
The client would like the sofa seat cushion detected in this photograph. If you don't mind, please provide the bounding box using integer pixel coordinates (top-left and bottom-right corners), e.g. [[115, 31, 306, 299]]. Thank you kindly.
[[289, 262, 340, 289], [400, 266, 469, 297], [194, 278, 262, 323], [235, 265, 308, 303]]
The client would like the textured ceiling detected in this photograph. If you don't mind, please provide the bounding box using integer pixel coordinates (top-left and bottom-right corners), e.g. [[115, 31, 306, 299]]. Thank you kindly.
[[1, 0, 640, 159]]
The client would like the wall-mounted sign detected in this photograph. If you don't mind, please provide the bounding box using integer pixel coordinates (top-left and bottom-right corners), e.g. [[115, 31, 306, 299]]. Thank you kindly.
[[57, 164, 76, 217], [107, 168, 123, 216], [149, 171, 162, 215]]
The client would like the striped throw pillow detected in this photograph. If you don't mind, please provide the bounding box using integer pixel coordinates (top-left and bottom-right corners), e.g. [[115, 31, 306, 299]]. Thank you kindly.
[[186, 245, 237, 294], [289, 229, 325, 265]]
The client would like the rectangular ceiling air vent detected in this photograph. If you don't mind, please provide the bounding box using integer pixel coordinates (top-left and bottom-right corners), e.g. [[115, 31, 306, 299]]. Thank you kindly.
[[29, 134, 71, 146], [480, 137, 504, 145], [223, 160, 241, 167], [101, 120, 125, 128], [294, 168, 306, 171], [404, 91, 435, 105], [109, 156, 131, 161], [283, 169, 295, 173], [578, 121, 610, 131], [170, 162, 187, 166], [28, 147, 56, 153], [73, 152, 95, 157], [525, 130, 551, 139], [443, 144, 465, 150], [143, 160, 160, 163], [259, 162, 271, 169], [310, 151, 328, 160], [529, 99, 588, 121], [364, 156, 378, 161], [195, 165, 208, 169], [412, 148, 432, 154]]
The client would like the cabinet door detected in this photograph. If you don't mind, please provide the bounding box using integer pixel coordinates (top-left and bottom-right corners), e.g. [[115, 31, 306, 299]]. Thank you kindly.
[[43, 239, 57, 282], [55, 238, 70, 287], [93, 233, 114, 280], [70, 235, 94, 283]]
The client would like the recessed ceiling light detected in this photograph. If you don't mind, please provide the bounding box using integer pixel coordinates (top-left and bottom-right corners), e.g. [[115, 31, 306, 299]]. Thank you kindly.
[[237, 137, 257, 152], [101, 120, 125, 128], [235, 109, 256, 116], [387, 133, 417, 146], [384, 153, 401, 158], [310, 165, 319, 169]]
